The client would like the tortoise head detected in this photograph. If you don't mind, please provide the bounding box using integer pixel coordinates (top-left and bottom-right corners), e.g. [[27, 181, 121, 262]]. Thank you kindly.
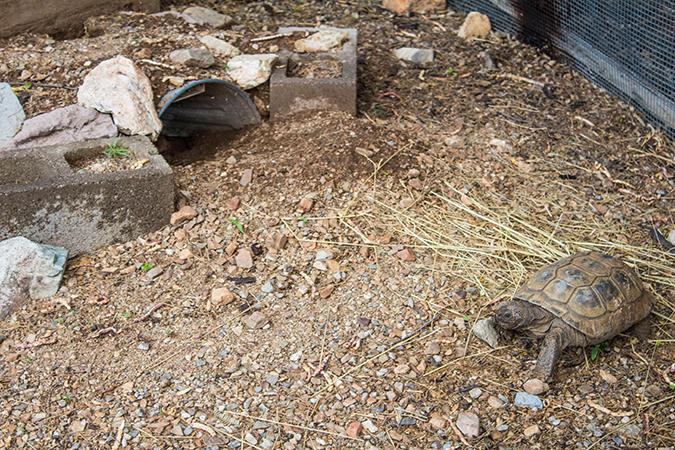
[[494, 300, 530, 330]]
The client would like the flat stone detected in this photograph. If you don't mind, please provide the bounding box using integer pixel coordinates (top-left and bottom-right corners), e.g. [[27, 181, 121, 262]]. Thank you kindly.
[[261, 281, 274, 293], [265, 232, 287, 250], [297, 197, 313, 213], [346, 421, 362, 438], [145, 266, 163, 280], [171, 206, 197, 225], [458, 12, 492, 39], [245, 311, 268, 329], [424, 341, 441, 355], [319, 285, 334, 299], [456, 411, 480, 439], [294, 29, 349, 53], [523, 378, 549, 395], [199, 36, 241, 58], [239, 168, 253, 186], [362, 419, 378, 434], [429, 417, 446, 429], [396, 248, 416, 262], [77, 56, 162, 139], [315, 250, 333, 261], [472, 317, 499, 348], [227, 54, 278, 90], [514, 392, 543, 410], [523, 424, 540, 437], [0, 237, 67, 319], [169, 48, 215, 68], [235, 248, 254, 269], [487, 395, 504, 408], [182, 6, 232, 28], [469, 387, 482, 399], [382, 0, 445, 14], [5, 105, 117, 150], [394, 47, 434, 67], [211, 287, 235, 305], [0, 82, 25, 143]]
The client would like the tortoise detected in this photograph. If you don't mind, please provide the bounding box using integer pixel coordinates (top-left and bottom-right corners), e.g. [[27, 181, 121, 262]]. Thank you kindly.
[[494, 251, 652, 380]]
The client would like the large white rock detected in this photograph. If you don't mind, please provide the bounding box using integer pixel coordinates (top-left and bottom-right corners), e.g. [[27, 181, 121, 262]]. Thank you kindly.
[[182, 6, 232, 28], [227, 54, 278, 90], [4, 105, 117, 150], [0, 237, 68, 319], [199, 35, 241, 58], [394, 47, 434, 66], [0, 82, 25, 143], [294, 30, 349, 53], [77, 56, 162, 139], [458, 11, 492, 39]]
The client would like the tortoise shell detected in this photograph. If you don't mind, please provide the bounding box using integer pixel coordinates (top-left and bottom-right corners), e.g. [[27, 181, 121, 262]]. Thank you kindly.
[[515, 251, 652, 342]]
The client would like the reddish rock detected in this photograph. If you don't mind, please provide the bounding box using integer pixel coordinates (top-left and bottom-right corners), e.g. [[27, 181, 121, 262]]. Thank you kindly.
[[265, 231, 288, 250], [240, 168, 253, 187], [297, 197, 314, 213], [346, 421, 363, 438], [170, 206, 197, 225], [319, 285, 335, 299], [211, 287, 235, 306], [396, 248, 416, 262], [226, 196, 241, 211], [235, 248, 253, 268]]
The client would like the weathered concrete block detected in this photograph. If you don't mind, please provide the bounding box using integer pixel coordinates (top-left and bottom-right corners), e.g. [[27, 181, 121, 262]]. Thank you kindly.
[[0, 136, 174, 255], [270, 27, 357, 120]]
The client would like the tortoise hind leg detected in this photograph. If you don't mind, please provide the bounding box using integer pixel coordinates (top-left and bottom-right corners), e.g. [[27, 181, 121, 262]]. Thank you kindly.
[[630, 316, 651, 340], [532, 327, 568, 380]]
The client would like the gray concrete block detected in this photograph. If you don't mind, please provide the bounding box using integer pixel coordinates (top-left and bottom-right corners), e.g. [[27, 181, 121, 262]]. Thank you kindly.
[[270, 27, 357, 120], [0, 136, 174, 255]]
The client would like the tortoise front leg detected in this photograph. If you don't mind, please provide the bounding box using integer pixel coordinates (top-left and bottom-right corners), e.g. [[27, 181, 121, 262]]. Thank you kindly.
[[533, 327, 568, 380]]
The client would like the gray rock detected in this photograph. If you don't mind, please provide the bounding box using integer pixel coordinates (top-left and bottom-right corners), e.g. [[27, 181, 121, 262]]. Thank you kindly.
[[4, 105, 117, 150], [456, 411, 480, 438], [514, 392, 543, 410], [181, 6, 233, 28], [261, 280, 274, 293], [0, 237, 67, 319], [315, 249, 333, 261], [0, 83, 25, 143], [169, 48, 215, 68], [622, 424, 642, 438], [469, 387, 482, 399], [77, 56, 162, 139], [472, 317, 499, 348], [137, 342, 150, 351], [227, 54, 278, 90], [199, 36, 240, 58], [394, 47, 434, 67], [294, 29, 349, 53]]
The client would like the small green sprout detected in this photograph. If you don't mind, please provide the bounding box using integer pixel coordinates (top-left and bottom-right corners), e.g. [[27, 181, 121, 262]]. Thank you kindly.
[[669, 383, 675, 391], [61, 394, 73, 405], [12, 82, 33, 92], [298, 215, 308, 225], [104, 142, 130, 158], [445, 66, 457, 76], [463, 315, 472, 322], [140, 262, 153, 272], [122, 311, 133, 319], [229, 217, 244, 233], [223, 64, 230, 72], [590, 342, 608, 361]]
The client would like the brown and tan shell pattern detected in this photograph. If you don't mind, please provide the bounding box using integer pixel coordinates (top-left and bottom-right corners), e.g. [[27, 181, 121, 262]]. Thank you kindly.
[[515, 251, 652, 343]]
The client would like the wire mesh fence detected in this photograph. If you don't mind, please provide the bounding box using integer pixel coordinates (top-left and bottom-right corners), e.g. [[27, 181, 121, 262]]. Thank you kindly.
[[447, 0, 675, 140]]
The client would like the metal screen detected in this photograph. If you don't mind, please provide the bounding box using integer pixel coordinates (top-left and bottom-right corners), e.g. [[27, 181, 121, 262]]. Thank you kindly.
[[447, 0, 675, 140]]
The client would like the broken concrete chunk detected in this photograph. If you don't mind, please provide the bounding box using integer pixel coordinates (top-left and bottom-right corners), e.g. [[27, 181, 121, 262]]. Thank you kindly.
[[5, 105, 117, 150], [227, 54, 278, 90], [0, 82, 25, 143], [199, 36, 241, 58], [169, 48, 215, 68], [458, 12, 492, 39], [394, 47, 434, 67], [77, 56, 162, 139], [0, 237, 68, 319], [294, 29, 349, 53], [181, 6, 233, 28]]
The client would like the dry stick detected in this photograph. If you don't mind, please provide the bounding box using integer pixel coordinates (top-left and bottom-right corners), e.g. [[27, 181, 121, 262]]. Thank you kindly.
[[219, 411, 362, 442], [133, 301, 167, 322], [250, 32, 292, 42]]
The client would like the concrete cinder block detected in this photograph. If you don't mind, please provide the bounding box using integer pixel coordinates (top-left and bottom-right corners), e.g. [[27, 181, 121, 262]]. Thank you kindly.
[[270, 27, 358, 120], [0, 136, 174, 255]]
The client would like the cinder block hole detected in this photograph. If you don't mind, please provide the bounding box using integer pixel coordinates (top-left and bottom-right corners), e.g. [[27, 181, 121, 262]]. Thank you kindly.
[[65, 146, 143, 174], [287, 57, 344, 79]]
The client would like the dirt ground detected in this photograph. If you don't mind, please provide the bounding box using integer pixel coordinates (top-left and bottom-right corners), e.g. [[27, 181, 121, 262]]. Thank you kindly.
[[0, 1, 673, 449]]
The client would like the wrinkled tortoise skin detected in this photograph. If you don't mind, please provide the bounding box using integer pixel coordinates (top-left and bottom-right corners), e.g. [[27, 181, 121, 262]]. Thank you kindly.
[[515, 251, 652, 343]]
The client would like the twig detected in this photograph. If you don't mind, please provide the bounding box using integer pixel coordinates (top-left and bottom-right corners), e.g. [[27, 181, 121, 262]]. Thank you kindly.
[[139, 59, 175, 69], [251, 32, 292, 42], [134, 301, 167, 322]]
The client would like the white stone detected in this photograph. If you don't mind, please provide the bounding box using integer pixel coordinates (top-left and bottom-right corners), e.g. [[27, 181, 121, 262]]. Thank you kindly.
[[458, 12, 492, 39], [394, 47, 434, 67], [227, 54, 278, 90], [0, 82, 25, 143], [456, 411, 480, 438], [181, 6, 232, 28], [199, 36, 241, 58], [472, 317, 499, 348], [0, 237, 68, 319], [77, 56, 162, 139], [294, 30, 349, 53]]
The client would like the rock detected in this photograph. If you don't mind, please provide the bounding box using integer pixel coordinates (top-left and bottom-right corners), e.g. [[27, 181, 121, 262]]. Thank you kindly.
[[472, 317, 499, 348], [382, 0, 411, 14], [199, 36, 241, 58], [297, 197, 314, 213], [137, 342, 150, 351], [245, 311, 268, 329], [145, 266, 164, 280], [315, 250, 333, 261], [396, 248, 416, 262], [346, 421, 362, 438], [0, 237, 68, 319], [523, 378, 549, 395], [0, 82, 25, 143], [182, 6, 232, 28], [235, 249, 254, 269], [621, 423, 642, 438], [523, 424, 540, 438], [226, 196, 241, 211], [211, 287, 235, 306], [394, 47, 434, 67], [240, 168, 253, 186], [469, 387, 482, 399], [394, 363, 410, 375], [261, 281, 274, 293], [227, 54, 278, 90], [514, 392, 543, 410], [667, 229, 675, 246], [169, 48, 215, 68], [382, 0, 445, 14], [456, 411, 480, 439], [77, 56, 162, 139], [5, 105, 117, 150], [487, 395, 504, 408], [294, 30, 349, 53], [457, 12, 492, 39], [429, 417, 446, 429], [424, 341, 441, 355], [362, 419, 378, 434], [171, 206, 198, 225], [265, 232, 287, 251], [479, 50, 497, 70], [319, 285, 334, 299], [599, 369, 618, 384]]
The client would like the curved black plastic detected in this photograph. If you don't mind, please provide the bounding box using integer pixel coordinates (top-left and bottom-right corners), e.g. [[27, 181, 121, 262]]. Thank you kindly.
[[158, 79, 261, 137]]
